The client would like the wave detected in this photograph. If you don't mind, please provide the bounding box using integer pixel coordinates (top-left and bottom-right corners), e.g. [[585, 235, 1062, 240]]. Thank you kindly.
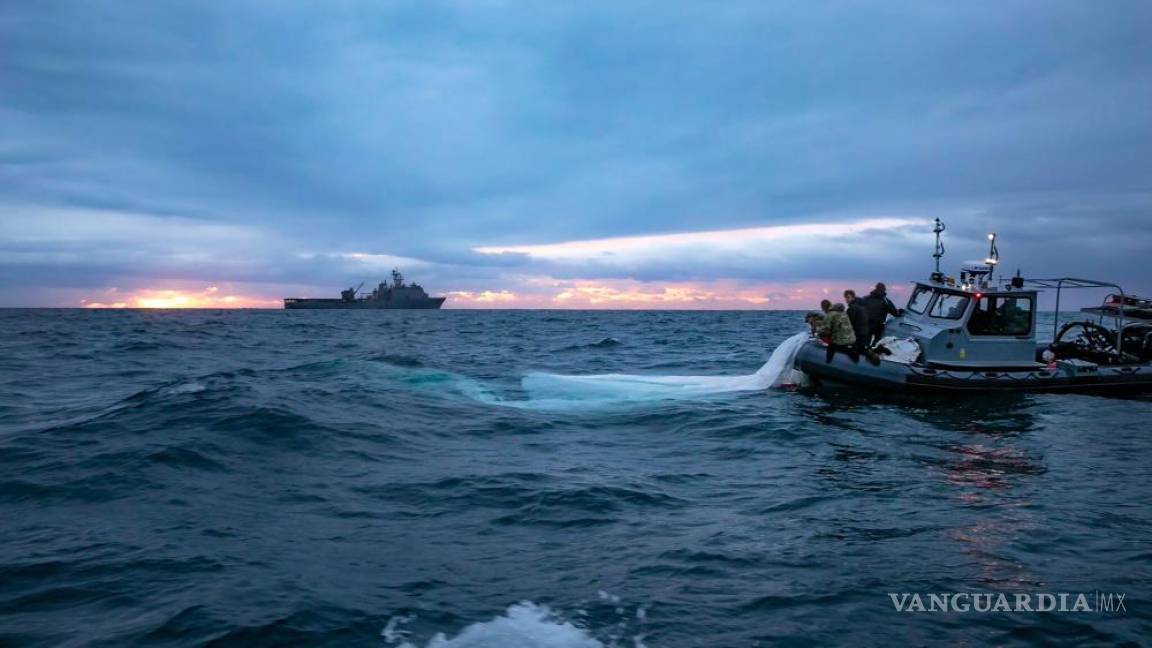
[[366, 353, 426, 368], [557, 337, 623, 352], [394, 602, 603, 648], [387, 599, 648, 648], [112, 340, 189, 352], [360, 475, 682, 526]]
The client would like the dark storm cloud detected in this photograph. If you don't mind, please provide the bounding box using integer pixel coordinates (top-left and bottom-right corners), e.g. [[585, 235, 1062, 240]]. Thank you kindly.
[[1, 1, 1150, 305]]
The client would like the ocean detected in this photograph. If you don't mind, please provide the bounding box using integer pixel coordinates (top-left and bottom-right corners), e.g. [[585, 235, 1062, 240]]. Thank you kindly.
[[1, 309, 1149, 646]]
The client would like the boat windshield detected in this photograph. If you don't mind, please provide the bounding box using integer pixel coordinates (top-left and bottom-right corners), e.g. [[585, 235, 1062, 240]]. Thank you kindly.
[[928, 293, 970, 319], [906, 286, 934, 314], [967, 294, 1034, 336]]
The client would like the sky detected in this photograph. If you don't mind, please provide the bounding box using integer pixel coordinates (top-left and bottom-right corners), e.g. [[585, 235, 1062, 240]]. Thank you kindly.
[[1, 1, 1150, 309]]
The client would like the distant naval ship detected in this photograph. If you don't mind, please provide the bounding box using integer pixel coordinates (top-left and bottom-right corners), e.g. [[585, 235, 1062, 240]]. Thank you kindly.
[[284, 269, 447, 309]]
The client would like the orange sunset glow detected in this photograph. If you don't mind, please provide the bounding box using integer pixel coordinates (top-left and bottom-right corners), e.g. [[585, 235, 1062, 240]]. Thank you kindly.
[[444, 279, 895, 309], [81, 286, 280, 309], [79, 280, 904, 310]]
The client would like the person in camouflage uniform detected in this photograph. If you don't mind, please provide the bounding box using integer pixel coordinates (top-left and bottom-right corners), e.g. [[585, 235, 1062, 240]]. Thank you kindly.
[[820, 302, 859, 363]]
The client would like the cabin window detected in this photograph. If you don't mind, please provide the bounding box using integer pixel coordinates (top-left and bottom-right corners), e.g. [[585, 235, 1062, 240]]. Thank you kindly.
[[967, 295, 1034, 336], [928, 293, 970, 319], [906, 287, 934, 314]]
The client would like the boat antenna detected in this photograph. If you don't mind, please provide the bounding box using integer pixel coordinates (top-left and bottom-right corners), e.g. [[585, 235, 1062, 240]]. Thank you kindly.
[[984, 232, 999, 280], [932, 218, 946, 273]]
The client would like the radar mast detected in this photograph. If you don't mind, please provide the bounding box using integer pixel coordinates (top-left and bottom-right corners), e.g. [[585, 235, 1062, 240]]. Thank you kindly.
[[930, 218, 946, 282]]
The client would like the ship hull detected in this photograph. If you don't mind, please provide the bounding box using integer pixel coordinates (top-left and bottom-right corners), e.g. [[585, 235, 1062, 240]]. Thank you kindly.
[[283, 297, 446, 310], [794, 341, 1152, 393]]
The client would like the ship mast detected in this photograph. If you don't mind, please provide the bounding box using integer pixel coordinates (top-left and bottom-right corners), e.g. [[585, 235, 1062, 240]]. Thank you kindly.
[[930, 218, 946, 282], [984, 232, 999, 282]]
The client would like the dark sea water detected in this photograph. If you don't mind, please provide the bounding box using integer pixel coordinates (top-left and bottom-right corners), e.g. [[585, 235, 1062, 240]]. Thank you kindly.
[[1, 309, 1149, 647]]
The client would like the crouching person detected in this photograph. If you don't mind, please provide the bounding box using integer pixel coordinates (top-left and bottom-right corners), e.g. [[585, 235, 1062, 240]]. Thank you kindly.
[[820, 301, 859, 363], [805, 311, 826, 339]]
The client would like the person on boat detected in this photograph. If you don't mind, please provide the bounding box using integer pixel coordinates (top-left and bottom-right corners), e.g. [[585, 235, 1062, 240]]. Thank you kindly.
[[819, 302, 859, 363], [817, 300, 835, 341], [844, 290, 880, 365], [998, 300, 1028, 334], [861, 282, 903, 344], [805, 311, 825, 337], [844, 290, 869, 347]]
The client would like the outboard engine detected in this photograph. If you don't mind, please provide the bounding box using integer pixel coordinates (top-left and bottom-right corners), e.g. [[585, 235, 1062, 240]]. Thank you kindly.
[[1121, 323, 1152, 361]]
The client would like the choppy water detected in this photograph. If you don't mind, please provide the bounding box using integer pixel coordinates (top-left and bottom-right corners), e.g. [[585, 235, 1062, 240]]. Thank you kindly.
[[1, 309, 1149, 647]]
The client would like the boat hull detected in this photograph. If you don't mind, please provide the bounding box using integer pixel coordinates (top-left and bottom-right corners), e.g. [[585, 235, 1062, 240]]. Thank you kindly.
[[283, 297, 446, 310], [794, 341, 1152, 393]]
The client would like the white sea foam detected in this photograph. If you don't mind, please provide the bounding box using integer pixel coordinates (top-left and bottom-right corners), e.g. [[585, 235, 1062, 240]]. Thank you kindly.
[[382, 614, 414, 643], [390, 602, 605, 648], [162, 380, 207, 396]]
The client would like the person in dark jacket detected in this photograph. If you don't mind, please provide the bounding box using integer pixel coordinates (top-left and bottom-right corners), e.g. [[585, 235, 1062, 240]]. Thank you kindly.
[[844, 289, 880, 365], [861, 282, 903, 344], [843, 290, 869, 348]]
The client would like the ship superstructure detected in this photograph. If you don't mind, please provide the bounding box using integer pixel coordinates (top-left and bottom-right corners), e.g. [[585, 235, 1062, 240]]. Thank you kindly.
[[284, 269, 446, 310]]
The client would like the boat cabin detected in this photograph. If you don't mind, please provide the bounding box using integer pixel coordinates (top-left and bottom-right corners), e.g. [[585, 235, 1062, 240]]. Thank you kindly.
[[887, 280, 1040, 368]]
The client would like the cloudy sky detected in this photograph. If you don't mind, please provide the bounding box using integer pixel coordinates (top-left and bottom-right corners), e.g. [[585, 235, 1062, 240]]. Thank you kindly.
[[2, 1, 1150, 308]]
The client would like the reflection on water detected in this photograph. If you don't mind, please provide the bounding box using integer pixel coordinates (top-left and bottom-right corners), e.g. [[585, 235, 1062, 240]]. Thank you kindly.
[[942, 409, 1046, 590], [801, 390, 1053, 589], [945, 443, 1046, 492]]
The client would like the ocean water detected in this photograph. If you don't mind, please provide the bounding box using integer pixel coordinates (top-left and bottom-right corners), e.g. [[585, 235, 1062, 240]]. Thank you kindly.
[[0, 309, 1149, 647]]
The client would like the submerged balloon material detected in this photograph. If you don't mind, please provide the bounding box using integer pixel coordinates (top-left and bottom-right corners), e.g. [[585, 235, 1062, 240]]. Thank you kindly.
[[242, 330, 810, 411], [515, 332, 810, 406]]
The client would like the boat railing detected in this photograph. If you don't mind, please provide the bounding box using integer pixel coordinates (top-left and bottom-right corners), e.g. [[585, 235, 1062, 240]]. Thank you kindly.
[[1023, 277, 1128, 354]]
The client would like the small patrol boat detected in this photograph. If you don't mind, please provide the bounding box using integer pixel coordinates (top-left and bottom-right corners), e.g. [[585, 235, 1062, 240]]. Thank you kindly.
[[794, 220, 1152, 393]]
